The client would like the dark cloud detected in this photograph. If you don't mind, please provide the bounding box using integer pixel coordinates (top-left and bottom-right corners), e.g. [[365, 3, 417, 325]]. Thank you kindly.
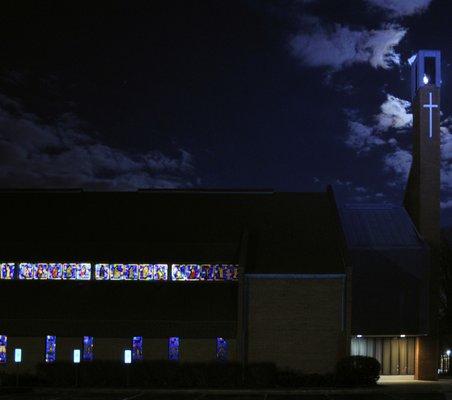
[[0, 93, 196, 190], [366, 0, 433, 17]]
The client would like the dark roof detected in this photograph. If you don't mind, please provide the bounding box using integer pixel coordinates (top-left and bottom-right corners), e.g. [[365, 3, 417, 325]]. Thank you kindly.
[[339, 204, 425, 249], [0, 189, 346, 274]]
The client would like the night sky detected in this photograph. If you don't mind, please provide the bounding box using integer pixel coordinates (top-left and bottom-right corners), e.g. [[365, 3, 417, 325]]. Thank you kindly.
[[1, 1, 452, 223]]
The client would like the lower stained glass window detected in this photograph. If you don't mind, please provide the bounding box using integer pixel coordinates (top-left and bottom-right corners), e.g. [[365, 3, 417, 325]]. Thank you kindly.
[[132, 336, 143, 361], [19, 263, 35, 280], [0, 335, 6, 363], [83, 336, 94, 361], [168, 337, 179, 361], [45, 335, 56, 363], [216, 337, 228, 361], [0, 263, 15, 279]]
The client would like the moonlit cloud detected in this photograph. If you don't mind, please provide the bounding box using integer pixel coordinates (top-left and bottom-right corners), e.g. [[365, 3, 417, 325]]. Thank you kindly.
[[290, 22, 407, 70], [345, 94, 412, 153], [366, 0, 433, 17], [0, 93, 196, 190]]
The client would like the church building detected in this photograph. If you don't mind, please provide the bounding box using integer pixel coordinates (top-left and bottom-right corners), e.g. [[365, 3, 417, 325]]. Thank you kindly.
[[0, 50, 442, 380]]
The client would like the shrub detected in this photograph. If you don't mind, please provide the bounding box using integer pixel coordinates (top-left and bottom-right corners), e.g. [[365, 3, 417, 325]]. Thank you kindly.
[[336, 356, 380, 386]]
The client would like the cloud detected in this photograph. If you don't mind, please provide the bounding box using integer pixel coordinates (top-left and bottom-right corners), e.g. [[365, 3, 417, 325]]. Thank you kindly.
[[383, 147, 412, 178], [344, 94, 412, 153], [366, 0, 433, 17], [0, 93, 196, 190], [290, 21, 407, 70]]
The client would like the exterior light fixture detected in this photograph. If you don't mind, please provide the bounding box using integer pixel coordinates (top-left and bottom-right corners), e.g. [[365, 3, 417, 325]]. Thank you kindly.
[[423, 74, 429, 84], [447, 350, 451, 356], [124, 349, 132, 364], [14, 348, 22, 363], [73, 349, 81, 364], [400, 334, 406, 338], [356, 335, 363, 338]]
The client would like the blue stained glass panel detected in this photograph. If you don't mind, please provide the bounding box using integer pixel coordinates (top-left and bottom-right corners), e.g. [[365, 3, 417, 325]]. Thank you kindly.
[[154, 264, 168, 281], [168, 337, 179, 361], [171, 264, 185, 281], [0, 335, 6, 363], [0, 263, 15, 280], [83, 336, 94, 361], [186, 264, 201, 280], [200, 264, 215, 281], [77, 263, 91, 280], [139, 264, 154, 280], [45, 335, 56, 363], [63, 263, 77, 280], [48, 263, 63, 280], [216, 337, 228, 361], [132, 336, 143, 361], [125, 264, 138, 280], [19, 263, 34, 280], [35, 263, 48, 280], [95, 264, 110, 280], [110, 264, 125, 280]]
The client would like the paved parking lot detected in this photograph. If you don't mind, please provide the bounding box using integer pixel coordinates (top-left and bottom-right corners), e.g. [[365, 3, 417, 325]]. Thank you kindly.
[[0, 391, 450, 400]]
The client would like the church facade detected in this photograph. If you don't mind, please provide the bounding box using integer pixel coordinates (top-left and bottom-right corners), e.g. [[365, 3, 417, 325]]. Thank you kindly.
[[0, 50, 442, 380]]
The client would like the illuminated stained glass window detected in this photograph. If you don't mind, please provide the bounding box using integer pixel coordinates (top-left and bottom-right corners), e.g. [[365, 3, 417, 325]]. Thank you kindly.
[[125, 264, 138, 280], [76, 263, 91, 280], [171, 264, 238, 281], [95, 264, 110, 280], [200, 264, 215, 281], [19, 263, 35, 280], [83, 336, 94, 361], [63, 263, 77, 280], [111, 264, 125, 280], [0, 335, 6, 363], [35, 263, 48, 279], [0, 263, 15, 280], [48, 263, 63, 280], [45, 335, 56, 363], [216, 337, 228, 362], [154, 264, 168, 281], [168, 337, 179, 361], [132, 336, 143, 361], [138, 264, 153, 280]]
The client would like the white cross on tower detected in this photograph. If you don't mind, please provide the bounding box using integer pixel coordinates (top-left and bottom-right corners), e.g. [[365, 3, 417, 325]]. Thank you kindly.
[[423, 92, 438, 139]]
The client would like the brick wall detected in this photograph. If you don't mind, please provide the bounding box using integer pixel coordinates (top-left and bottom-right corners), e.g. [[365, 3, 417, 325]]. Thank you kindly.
[[246, 277, 345, 373]]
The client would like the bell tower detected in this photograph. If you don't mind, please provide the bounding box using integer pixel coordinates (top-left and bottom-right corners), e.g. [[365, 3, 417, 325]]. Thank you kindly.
[[404, 50, 441, 380]]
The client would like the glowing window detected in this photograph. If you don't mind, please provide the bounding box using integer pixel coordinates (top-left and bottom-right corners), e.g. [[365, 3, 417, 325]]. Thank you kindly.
[[83, 336, 94, 361], [19, 263, 35, 280], [111, 264, 125, 280], [48, 263, 63, 280], [216, 337, 228, 361], [154, 264, 168, 280], [35, 263, 49, 279], [0, 335, 7, 363], [76, 263, 91, 280], [124, 349, 132, 364], [63, 263, 77, 280], [132, 336, 143, 361], [45, 335, 56, 363], [14, 348, 22, 363], [138, 264, 153, 280], [95, 264, 110, 280], [125, 264, 138, 280], [73, 349, 81, 363], [200, 264, 215, 280], [0, 263, 15, 280], [168, 337, 180, 361]]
